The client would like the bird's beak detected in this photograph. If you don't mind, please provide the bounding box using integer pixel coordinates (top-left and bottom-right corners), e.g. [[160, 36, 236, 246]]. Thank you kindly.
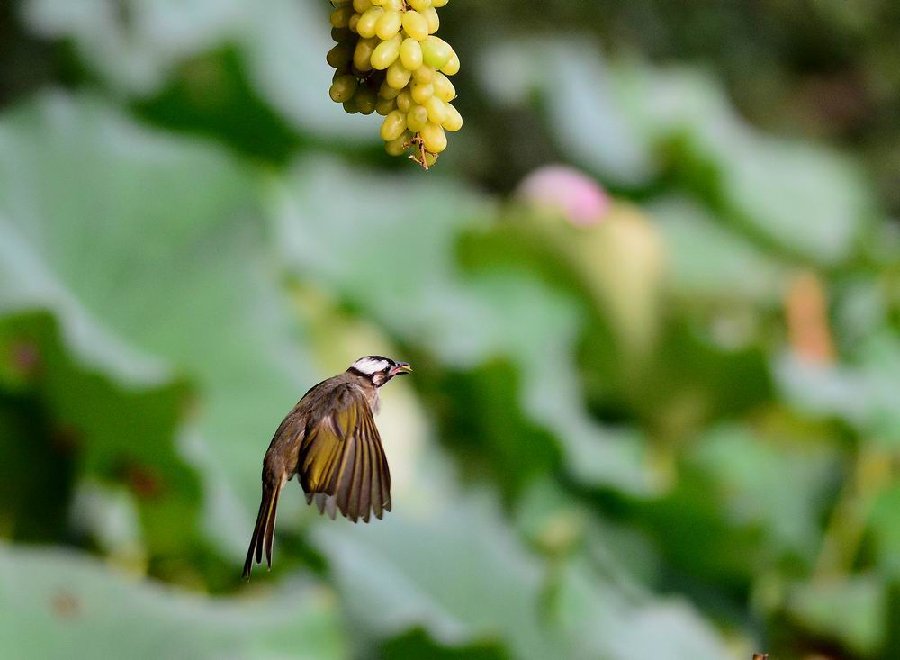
[[390, 362, 412, 376]]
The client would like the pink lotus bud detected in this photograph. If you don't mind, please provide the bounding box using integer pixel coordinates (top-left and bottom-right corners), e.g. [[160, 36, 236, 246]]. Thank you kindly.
[[516, 165, 610, 226]]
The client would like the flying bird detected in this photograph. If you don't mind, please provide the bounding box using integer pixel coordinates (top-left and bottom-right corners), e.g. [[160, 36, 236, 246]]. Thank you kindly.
[[243, 356, 411, 578]]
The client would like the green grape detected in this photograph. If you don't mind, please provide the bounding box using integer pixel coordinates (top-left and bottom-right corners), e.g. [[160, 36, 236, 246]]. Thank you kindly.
[[371, 34, 401, 69], [410, 81, 433, 104], [395, 90, 412, 113], [329, 74, 358, 102], [385, 61, 411, 88], [375, 10, 402, 40], [356, 88, 378, 114], [327, 43, 353, 69], [421, 36, 451, 69], [353, 37, 378, 71], [425, 95, 447, 124], [399, 38, 423, 70], [378, 80, 402, 99], [432, 71, 455, 101], [423, 7, 439, 34], [420, 122, 447, 153], [380, 110, 407, 141], [326, 0, 461, 166], [384, 132, 411, 156], [331, 27, 353, 41], [356, 6, 383, 38], [330, 6, 354, 28], [407, 104, 429, 132], [375, 96, 396, 115], [342, 97, 359, 113], [442, 104, 463, 131], [439, 51, 459, 75], [412, 65, 434, 84], [401, 11, 428, 40]]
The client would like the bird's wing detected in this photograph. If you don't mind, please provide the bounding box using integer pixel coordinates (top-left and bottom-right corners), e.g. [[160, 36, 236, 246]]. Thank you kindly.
[[298, 384, 391, 522]]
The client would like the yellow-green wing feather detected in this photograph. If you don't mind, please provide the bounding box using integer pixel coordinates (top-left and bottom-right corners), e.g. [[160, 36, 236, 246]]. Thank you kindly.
[[298, 384, 392, 522]]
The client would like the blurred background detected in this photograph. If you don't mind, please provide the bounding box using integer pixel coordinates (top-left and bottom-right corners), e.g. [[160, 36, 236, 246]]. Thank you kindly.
[[2, 0, 900, 658]]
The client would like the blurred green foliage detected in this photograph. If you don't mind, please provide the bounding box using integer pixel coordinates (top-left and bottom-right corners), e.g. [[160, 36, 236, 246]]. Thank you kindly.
[[2, 1, 900, 659]]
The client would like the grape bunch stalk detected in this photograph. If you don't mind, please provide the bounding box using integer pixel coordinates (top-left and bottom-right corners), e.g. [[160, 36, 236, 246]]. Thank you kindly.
[[328, 0, 462, 168]]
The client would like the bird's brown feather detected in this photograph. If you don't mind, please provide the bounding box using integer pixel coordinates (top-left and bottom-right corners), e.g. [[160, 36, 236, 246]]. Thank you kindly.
[[244, 371, 395, 578], [243, 474, 282, 579], [297, 383, 391, 523]]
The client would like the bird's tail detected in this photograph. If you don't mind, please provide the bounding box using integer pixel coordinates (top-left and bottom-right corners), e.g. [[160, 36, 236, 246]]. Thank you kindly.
[[242, 477, 282, 579]]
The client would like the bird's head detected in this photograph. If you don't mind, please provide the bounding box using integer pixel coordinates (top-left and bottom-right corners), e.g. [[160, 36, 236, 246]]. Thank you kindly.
[[348, 356, 412, 387]]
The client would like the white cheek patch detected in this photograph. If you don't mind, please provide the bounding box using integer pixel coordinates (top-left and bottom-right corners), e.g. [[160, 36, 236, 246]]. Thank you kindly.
[[351, 357, 391, 376]]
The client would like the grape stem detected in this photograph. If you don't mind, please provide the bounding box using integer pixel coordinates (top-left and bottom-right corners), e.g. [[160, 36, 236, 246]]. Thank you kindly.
[[407, 133, 435, 169]]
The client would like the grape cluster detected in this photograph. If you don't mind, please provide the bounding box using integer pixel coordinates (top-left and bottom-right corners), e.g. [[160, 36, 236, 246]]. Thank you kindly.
[[328, 0, 462, 168]]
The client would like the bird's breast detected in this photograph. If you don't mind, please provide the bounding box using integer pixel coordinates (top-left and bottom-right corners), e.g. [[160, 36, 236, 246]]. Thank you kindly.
[[368, 388, 381, 415]]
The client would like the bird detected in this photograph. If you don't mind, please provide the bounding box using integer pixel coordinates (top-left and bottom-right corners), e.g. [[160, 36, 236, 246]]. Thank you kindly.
[[242, 355, 412, 578]]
